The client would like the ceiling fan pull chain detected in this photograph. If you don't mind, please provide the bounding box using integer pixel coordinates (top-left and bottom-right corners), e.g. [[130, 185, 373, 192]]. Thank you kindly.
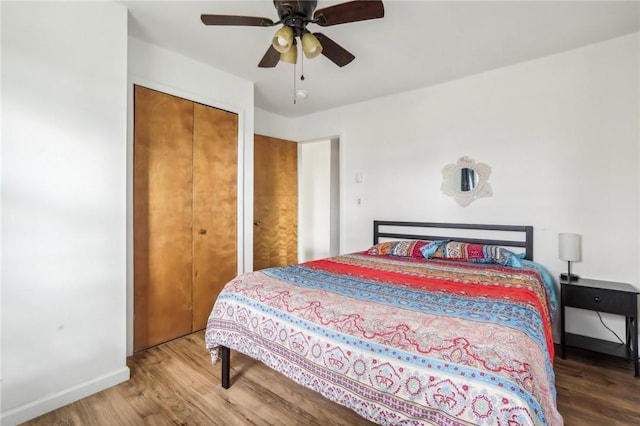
[[301, 53, 305, 81], [293, 57, 297, 105]]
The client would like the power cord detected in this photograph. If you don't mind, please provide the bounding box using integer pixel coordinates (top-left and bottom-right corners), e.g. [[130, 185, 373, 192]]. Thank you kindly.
[[596, 311, 625, 345]]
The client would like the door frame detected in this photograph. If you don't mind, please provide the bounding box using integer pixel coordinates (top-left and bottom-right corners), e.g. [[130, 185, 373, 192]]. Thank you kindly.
[[126, 76, 247, 356]]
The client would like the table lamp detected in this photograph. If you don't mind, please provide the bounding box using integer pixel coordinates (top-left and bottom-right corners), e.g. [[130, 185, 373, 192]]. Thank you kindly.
[[559, 233, 581, 282]]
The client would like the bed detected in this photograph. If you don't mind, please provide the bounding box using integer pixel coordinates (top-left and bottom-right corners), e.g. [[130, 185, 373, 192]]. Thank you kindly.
[[205, 221, 562, 425]]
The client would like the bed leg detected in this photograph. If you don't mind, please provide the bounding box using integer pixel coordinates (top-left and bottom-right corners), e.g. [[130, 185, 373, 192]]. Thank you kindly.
[[221, 346, 230, 389]]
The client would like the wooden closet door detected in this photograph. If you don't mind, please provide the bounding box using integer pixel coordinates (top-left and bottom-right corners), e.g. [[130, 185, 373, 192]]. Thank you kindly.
[[254, 135, 298, 271], [192, 104, 238, 331], [134, 86, 194, 352]]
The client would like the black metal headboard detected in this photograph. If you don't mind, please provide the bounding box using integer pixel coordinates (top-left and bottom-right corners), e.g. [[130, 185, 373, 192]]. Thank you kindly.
[[373, 220, 534, 261]]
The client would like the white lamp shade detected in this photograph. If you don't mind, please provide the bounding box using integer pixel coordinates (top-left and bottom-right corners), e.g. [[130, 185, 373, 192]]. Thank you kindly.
[[558, 233, 581, 262]]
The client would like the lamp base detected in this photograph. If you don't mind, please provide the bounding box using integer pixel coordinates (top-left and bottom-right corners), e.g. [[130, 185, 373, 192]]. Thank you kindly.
[[560, 273, 579, 282]]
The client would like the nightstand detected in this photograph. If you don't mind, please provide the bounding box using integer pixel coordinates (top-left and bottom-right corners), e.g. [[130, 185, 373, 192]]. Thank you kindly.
[[560, 278, 639, 377]]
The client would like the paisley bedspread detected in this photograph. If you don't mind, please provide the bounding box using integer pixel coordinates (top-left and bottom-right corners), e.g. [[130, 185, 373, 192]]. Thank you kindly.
[[205, 253, 562, 425]]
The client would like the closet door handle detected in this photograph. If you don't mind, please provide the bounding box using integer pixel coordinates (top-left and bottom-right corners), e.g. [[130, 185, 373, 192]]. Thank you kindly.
[[254, 220, 262, 226], [199, 228, 207, 235]]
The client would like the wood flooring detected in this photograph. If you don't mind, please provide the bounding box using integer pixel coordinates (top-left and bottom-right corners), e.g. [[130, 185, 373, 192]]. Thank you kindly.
[[23, 331, 640, 425]]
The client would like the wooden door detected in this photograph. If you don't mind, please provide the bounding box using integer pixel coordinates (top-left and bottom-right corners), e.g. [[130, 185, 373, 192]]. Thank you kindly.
[[134, 86, 194, 352], [134, 86, 238, 351], [191, 104, 238, 331], [254, 135, 298, 271]]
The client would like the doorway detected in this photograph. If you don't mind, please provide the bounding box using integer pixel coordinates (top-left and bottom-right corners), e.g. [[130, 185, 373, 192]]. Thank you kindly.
[[298, 138, 340, 262]]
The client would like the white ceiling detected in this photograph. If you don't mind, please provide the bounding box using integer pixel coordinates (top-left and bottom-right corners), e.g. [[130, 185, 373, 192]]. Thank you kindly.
[[121, 1, 640, 117]]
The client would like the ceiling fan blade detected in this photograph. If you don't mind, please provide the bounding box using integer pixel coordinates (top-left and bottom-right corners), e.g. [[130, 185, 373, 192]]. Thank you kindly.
[[313, 0, 384, 26], [258, 45, 280, 68], [201, 14, 274, 27], [314, 33, 355, 67]]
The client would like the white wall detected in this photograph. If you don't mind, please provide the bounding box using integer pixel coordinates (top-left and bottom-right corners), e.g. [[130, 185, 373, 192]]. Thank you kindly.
[[254, 107, 298, 141], [126, 37, 255, 355], [329, 138, 341, 257], [281, 33, 640, 343], [1, 2, 129, 424]]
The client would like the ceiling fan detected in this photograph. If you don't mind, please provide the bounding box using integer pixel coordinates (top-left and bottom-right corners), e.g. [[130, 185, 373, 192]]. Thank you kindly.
[[201, 1, 384, 68]]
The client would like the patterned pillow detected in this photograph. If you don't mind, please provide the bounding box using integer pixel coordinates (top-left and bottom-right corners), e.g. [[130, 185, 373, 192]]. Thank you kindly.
[[429, 241, 523, 268], [367, 240, 436, 258]]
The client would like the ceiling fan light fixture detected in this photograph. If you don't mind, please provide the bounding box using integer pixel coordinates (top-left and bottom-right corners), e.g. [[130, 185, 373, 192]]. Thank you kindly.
[[272, 26, 294, 53], [301, 32, 323, 59], [280, 42, 298, 64], [201, 0, 386, 69]]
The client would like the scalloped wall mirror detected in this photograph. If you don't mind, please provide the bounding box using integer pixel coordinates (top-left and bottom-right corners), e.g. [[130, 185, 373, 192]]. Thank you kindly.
[[441, 156, 493, 207]]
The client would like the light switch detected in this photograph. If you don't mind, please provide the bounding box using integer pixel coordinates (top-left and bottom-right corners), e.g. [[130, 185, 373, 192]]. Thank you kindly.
[[355, 172, 363, 183]]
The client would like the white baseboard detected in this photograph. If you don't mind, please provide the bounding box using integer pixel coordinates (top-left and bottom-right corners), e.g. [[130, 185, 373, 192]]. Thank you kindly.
[[1, 367, 130, 426]]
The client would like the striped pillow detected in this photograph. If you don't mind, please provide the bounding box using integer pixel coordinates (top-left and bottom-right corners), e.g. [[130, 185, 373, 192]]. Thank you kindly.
[[429, 241, 523, 268], [367, 240, 438, 259]]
